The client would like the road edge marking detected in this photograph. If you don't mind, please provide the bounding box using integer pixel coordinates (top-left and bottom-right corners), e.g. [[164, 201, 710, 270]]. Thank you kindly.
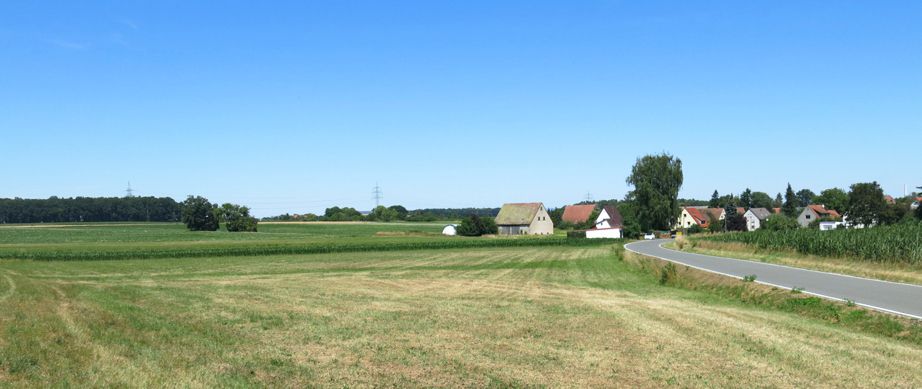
[[624, 241, 922, 321]]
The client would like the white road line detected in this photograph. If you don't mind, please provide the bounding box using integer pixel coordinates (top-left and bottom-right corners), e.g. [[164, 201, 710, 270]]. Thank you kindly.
[[624, 241, 922, 320]]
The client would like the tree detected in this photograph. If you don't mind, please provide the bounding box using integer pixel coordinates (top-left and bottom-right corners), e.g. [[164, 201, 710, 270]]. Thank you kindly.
[[709, 190, 720, 208], [367, 205, 399, 222], [220, 203, 258, 232], [724, 205, 746, 231], [782, 184, 798, 217], [323, 206, 362, 221], [181, 196, 219, 231], [762, 214, 799, 231], [795, 189, 816, 207], [750, 191, 774, 209], [813, 188, 848, 213], [616, 202, 643, 239], [456, 215, 497, 236], [773, 193, 783, 209], [845, 182, 886, 227], [740, 188, 753, 209], [625, 153, 683, 231], [387, 205, 408, 220], [878, 203, 909, 225]]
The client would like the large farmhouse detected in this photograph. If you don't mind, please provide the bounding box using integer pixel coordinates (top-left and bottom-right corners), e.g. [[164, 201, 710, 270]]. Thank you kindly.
[[495, 203, 554, 235]]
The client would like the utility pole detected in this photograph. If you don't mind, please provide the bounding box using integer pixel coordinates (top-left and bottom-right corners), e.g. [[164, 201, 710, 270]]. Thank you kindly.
[[125, 181, 134, 198], [372, 183, 383, 208]]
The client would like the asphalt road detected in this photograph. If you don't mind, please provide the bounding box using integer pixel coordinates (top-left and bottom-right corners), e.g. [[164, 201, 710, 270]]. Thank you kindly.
[[625, 239, 922, 319]]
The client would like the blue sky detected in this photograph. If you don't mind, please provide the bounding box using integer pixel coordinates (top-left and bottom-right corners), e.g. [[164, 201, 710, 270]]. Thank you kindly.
[[1, 1, 920, 216]]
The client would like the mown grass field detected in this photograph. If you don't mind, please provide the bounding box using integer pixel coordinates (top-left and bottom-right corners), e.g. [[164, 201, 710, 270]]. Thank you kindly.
[[1, 223, 922, 387]]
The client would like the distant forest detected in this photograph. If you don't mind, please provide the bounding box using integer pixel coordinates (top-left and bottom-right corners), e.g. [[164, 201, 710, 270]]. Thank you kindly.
[[0, 197, 181, 223], [410, 208, 500, 219]]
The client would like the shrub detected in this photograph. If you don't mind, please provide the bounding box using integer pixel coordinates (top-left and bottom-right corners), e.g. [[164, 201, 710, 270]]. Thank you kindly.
[[761, 215, 799, 231], [456, 215, 496, 236]]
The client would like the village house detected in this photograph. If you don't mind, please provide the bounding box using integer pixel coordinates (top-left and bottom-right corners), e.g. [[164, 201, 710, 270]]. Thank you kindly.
[[676, 207, 710, 229], [561, 204, 596, 225], [586, 205, 623, 239], [797, 205, 841, 227], [495, 202, 554, 235], [743, 208, 772, 231]]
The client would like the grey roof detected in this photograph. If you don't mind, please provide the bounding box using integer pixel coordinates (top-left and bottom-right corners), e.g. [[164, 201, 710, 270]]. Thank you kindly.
[[747, 208, 772, 220]]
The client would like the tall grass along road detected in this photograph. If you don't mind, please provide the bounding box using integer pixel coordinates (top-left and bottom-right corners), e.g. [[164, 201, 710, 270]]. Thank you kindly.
[[626, 239, 922, 319]]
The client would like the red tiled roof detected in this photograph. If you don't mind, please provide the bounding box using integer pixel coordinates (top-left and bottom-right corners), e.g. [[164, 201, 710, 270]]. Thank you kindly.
[[809, 204, 841, 219], [562, 204, 596, 224], [685, 207, 709, 226]]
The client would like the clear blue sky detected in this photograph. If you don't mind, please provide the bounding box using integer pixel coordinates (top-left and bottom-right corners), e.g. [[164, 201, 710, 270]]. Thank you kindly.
[[2, 1, 920, 216]]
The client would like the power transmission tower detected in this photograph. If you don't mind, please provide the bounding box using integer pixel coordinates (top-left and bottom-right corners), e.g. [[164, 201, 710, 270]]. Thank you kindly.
[[585, 192, 593, 203], [372, 183, 383, 208], [125, 181, 134, 198]]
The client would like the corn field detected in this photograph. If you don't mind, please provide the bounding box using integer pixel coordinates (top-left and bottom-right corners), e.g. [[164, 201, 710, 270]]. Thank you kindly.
[[701, 224, 922, 264], [0, 236, 616, 261]]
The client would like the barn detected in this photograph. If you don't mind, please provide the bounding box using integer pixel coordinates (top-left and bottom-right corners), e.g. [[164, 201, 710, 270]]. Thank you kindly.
[[495, 203, 554, 235]]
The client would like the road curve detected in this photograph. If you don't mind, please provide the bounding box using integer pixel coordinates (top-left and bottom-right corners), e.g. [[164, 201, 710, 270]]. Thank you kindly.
[[625, 239, 922, 320]]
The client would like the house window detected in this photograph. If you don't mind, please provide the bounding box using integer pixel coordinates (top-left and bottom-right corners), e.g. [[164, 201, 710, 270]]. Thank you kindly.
[[806, 215, 811, 220]]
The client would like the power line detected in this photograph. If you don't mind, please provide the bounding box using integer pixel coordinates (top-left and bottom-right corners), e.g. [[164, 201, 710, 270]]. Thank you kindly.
[[125, 181, 134, 198], [372, 183, 383, 207]]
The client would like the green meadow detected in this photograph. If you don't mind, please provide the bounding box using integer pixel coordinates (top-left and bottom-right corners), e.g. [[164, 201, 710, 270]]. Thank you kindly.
[[1, 223, 921, 387]]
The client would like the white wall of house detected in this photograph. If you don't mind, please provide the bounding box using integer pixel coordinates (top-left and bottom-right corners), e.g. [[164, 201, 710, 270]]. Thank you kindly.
[[743, 210, 761, 231], [675, 208, 699, 229], [528, 205, 554, 235], [586, 228, 621, 239]]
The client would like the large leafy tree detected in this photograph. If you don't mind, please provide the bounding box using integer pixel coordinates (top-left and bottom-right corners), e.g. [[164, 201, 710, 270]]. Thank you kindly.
[[181, 195, 219, 231], [813, 188, 848, 213], [740, 188, 753, 209], [795, 189, 816, 207], [782, 184, 798, 217], [220, 203, 258, 232], [846, 182, 886, 227], [750, 191, 774, 209], [625, 153, 683, 231]]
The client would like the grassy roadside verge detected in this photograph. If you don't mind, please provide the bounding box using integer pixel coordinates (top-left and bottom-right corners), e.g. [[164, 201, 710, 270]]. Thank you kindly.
[[623, 249, 922, 346], [668, 239, 922, 286]]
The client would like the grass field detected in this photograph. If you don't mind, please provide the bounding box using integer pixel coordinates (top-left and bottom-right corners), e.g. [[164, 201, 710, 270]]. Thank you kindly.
[[2, 223, 922, 386]]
